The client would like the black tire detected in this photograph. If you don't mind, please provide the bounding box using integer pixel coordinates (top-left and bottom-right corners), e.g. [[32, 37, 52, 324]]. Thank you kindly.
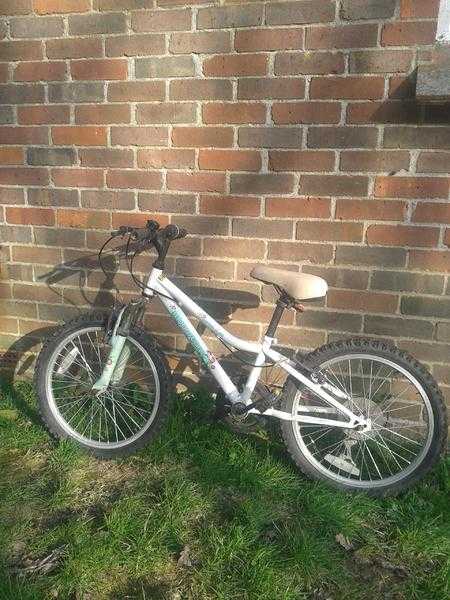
[[280, 338, 448, 497], [34, 312, 172, 459]]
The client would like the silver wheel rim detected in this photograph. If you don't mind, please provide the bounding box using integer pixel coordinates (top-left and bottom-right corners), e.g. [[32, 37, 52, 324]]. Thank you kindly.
[[291, 353, 434, 489], [46, 326, 160, 449]]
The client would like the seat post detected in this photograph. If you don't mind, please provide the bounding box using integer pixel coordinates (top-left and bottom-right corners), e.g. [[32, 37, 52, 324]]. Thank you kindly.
[[265, 293, 291, 338]]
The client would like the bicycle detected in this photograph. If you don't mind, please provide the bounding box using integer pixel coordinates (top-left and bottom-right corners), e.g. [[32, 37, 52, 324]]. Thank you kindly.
[[35, 220, 448, 496]]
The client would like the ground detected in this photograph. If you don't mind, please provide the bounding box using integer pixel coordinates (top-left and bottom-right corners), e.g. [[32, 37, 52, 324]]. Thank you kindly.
[[0, 381, 448, 600]]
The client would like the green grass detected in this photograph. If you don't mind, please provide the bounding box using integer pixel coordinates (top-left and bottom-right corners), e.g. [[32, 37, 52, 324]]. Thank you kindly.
[[0, 381, 449, 600]]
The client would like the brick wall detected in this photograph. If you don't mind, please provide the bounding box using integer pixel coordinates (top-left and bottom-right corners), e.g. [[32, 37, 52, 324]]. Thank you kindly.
[[0, 0, 449, 408]]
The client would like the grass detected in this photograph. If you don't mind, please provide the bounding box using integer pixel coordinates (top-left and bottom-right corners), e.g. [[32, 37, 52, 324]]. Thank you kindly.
[[0, 380, 449, 600]]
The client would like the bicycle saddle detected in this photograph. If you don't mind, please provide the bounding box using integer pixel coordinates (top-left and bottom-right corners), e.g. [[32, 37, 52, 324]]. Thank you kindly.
[[250, 266, 327, 301]]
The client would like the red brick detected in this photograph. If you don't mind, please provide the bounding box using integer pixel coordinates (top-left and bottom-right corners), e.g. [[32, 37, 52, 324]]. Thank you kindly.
[[374, 177, 449, 199], [46, 37, 103, 59], [272, 101, 340, 124], [203, 54, 268, 77], [238, 77, 305, 100], [57, 209, 110, 229], [34, 0, 90, 13], [108, 81, 165, 102], [0, 1, 31, 15], [170, 79, 232, 101], [268, 240, 333, 263], [172, 127, 233, 148], [367, 225, 439, 247], [111, 126, 168, 146], [131, 8, 191, 32], [328, 290, 398, 314], [14, 61, 66, 81], [346, 101, 421, 124], [0, 41, 43, 61], [7, 206, 54, 225], [341, 150, 411, 173], [381, 22, 436, 46], [417, 152, 450, 174], [266, 196, 331, 218], [95, 0, 153, 10], [167, 172, 226, 193], [310, 76, 384, 99], [0, 148, 24, 165], [336, 199, 406, 221], [170, 31, 231, 54], [445, 230, 450, 247], [75, 104, 131, 124], [106, 170, 162, 190], [112, 212, 169, 228], [0, 64, 8, 83], [79, 148, 134, 168], [198, 149, 261, 171], [269, 150, 335, 172], [388, 75, 417, 99], [106, 33, 165, 57], [400, 0, 440, 18], [409, 250, 450, 273], [0, 167, 48, 186], [231, 173, 295, 195], [0, 188, 25, 205], [275, 51, 344, 75], [176, 257, 234, 280], [306, 24, 379, 49], [349, 49, 413, 73], [137, 149, 195, 169], [199, 195, 260, 217], [52, 126, 107, 146], [413, 203, 450, 224], [202, 102, 266, 124], [0, 127, 48, 145], [18, 105, 70, 124], [52, 168, 103, 187], [71, 59, 128, 81], [235, 28, 304, 52], [204, 237, 265, 259], [297, 221, 363, 243], [299, 174, 368, 197]]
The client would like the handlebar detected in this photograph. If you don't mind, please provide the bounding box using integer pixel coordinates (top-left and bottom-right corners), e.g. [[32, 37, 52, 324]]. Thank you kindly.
[[111, 220, 187, 244]]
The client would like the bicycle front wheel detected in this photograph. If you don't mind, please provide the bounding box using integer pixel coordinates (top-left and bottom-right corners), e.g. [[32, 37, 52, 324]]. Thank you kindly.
[[281, 338, 447, 496], [35, 313, 171, 458]]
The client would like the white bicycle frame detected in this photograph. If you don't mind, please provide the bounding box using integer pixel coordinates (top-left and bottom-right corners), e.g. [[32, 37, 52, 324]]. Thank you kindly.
[[94, 267, 367, 431]]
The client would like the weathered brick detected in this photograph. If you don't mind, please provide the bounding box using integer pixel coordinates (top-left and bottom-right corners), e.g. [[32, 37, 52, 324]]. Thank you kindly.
[[310, 76, 384, 99], [308, 126, 377, 148], [409, 250, 450, 273], [303, 265, 369, 289], [365, 315, 433, 339], [299, 309, 363, 333], [170, 31, 231, 54], [28, 188, 78, 207], [52, 168, 103, 188], [71, 59, 127, 81], [137, 102, 196, 124], [75, 104, 131, 125], [297, 221, 363, 242], [0, 188, 25, 205], [18, 105, 70, 125], [83, 190, 135, 211], [306, 24, 379, 49], [138, 149, 195, 169], [0, 40, 43, 61], [346, 101, 421, 124], [268, 241, 333, 263], [10, 16, 64, 38], [233, 217, 293, 239], [14, 61, 66, 81], [46, 37, 103, 59], [413, 203, 450, 224], [69, 12, 127, 35], [384, 126, 450, 150], [0, 225, 32, 244], [349, 49, 413, 73], [111, 126, 168, 146], [203, 54, 267, 77], [400, 0, 440, 18], [176, 257, 234, 280], [328, 289, 398, 314], [106, 33, 165, 57], [269, 150, 335, 172], [388, 74, 417, 99], [417, 152, 450, 174], [272, 102, 340, 124], [266, 196, 331, 218], [199, 195, 260, 217], [27, 147, 75, 166], [172, 127, 233, 148], [106, 169, 162, 190], [269, 1, 334, 25], [136, 56, 195, 78], [382, 21, 436, 46], [0, 83, 44, 104], [34, 227, 85, 247], [95, 0, 149, 9], [167, 215, 229, 236], [299, 175, 368, 197], [0, 107, 14, 125], [199, 149, 261, 171], [49, 82, 104, 103], [239, 127, 303, 149], [57, 209, 110, 229], [235, 28, 304, 52], [374, 176, 449, 199], [131, 8, 191, 32], [204, 238, 265, 260], [197, 5, 262, 29], [275, 52, 344, 75], [80, 148, 134, 168], [336, 199, 406, 221], [203, 102, 265, 125], [336, 245, 407, 267], [0, 126, 48, 145], [52, 126, 107, 146], [340, 150, 410, 172], [402, 296, 450, 319], [341, 0, 396, 20], [7, 206, 54, 226], [0, 1, 32, 15], [170, 79, 232, 100], [367, 225, 439, 247], [371, 270, 444, 294], [108, 81, 165, 102], [167, 172, 226, 193], [238, 77, 305, 99], [139, 193, 196, 216], [231, 174, 295, 195], [0, 148, 24, 165], [0, 167, 48, 185]]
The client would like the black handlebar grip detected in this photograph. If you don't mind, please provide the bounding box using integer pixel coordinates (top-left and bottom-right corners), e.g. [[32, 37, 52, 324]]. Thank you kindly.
[[165, 224, 180, 240], [177, 228, 188, 239], [146, 219, 159, 232]]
